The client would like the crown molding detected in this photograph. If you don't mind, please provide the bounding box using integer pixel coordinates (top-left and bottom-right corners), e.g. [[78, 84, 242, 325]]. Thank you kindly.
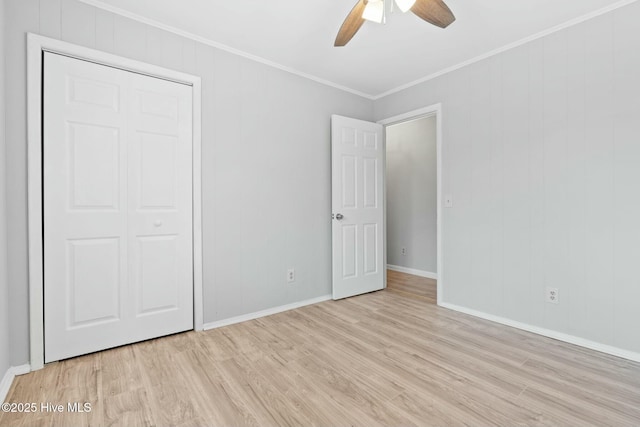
[[79, 0, 639, 101], [77, 0, 376, 99], [373, 0, 640, 99]]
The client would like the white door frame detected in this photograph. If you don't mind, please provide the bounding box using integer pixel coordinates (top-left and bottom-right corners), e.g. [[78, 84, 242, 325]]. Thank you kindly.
[[378, 103, 443, 305], [27, 34, 204, 370]]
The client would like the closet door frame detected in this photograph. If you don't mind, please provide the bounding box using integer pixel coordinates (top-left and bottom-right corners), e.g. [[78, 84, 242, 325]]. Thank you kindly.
[[27, 33, 204, 371]]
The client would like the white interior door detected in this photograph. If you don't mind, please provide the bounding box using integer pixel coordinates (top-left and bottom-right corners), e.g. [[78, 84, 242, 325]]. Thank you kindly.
[[43, 52, 193, 362], [331, 115, 384, 299]]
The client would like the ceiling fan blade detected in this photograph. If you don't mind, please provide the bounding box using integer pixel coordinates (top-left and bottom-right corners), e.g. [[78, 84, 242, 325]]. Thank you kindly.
[[411, 0, 455, 28], [334, 0, 367, 47]]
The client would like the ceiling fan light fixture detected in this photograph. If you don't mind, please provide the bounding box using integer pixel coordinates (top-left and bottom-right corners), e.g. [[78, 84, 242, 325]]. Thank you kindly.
[[362, 0, 384, 23], [334, 0, 456, 47], [395, 0, 416, 13]]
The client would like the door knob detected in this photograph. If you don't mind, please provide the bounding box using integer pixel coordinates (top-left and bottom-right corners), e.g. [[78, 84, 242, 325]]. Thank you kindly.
[[335, 213, 344, 220]]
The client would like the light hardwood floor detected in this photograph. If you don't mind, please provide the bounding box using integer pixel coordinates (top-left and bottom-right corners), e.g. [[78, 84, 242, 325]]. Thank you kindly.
[[3, 271, 640, 426], [386, 269, 437, 303]]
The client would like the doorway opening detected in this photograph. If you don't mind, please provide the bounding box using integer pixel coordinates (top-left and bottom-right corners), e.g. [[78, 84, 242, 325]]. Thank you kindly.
[[379, 104, 442, 305]]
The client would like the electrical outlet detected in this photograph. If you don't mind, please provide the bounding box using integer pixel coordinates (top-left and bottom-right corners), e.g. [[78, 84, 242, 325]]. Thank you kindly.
[[287, 268, 295, 283], [545, 287, 559, 304], [401, 247, 407, 256]]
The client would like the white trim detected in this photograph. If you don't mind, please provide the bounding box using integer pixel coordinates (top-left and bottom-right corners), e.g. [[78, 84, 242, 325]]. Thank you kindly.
[[78, 0, 374, 100], [27, 34, 45, 372], [10, 364, 31, 376], [382, 125, 387, 291], [203, 295, 332, 330], [0, 364, 31, 403], [27, 34, 204, 370], [387, 265, 437, 280], [0, 369, 13, 404], [436, 107, 443, 305], [378, 107, 437, 125], [77, 0, 639, 100], [192, 78, 204, 333], [440, 302, 640, 363], [378, 103, 443, 305], [374, 0, 640, 99]]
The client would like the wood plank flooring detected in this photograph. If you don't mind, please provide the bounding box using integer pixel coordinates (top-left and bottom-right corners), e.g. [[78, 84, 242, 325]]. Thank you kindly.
[[2, 271, 640, 426], [386, 269, 436, 302]]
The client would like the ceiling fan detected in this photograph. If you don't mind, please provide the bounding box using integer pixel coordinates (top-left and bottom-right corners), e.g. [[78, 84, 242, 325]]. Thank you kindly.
[[334, 0, 455, 46]]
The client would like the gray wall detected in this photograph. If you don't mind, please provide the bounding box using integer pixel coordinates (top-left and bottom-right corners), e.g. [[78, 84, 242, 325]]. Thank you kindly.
[[1, 0, 12, 377], [386, 116, 437, 273], [4, 0, 373, 365], [375, 1, 640, 354]]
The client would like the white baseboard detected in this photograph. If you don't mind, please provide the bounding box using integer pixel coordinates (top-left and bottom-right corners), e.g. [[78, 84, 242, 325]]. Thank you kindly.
[[439, 302, 640, 363], [1, 364, 31, 403], [203, 294, 332, 330], [387, 264, 438, 280]]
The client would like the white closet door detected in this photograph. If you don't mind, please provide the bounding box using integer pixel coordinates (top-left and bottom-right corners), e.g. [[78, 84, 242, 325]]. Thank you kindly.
[[43, 53, 193, 362]]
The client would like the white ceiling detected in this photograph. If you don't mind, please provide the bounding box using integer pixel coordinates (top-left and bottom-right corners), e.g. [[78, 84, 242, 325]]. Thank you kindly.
[[85, 0, 632, 98]]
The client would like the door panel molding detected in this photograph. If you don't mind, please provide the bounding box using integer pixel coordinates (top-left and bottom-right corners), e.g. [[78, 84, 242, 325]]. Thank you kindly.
[[331, 115, 384, 300], [27, 34, 203, 370]]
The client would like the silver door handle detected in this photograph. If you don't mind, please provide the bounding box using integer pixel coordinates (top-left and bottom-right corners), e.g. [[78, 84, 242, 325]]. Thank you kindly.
[[335, 213, 344, 220]]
